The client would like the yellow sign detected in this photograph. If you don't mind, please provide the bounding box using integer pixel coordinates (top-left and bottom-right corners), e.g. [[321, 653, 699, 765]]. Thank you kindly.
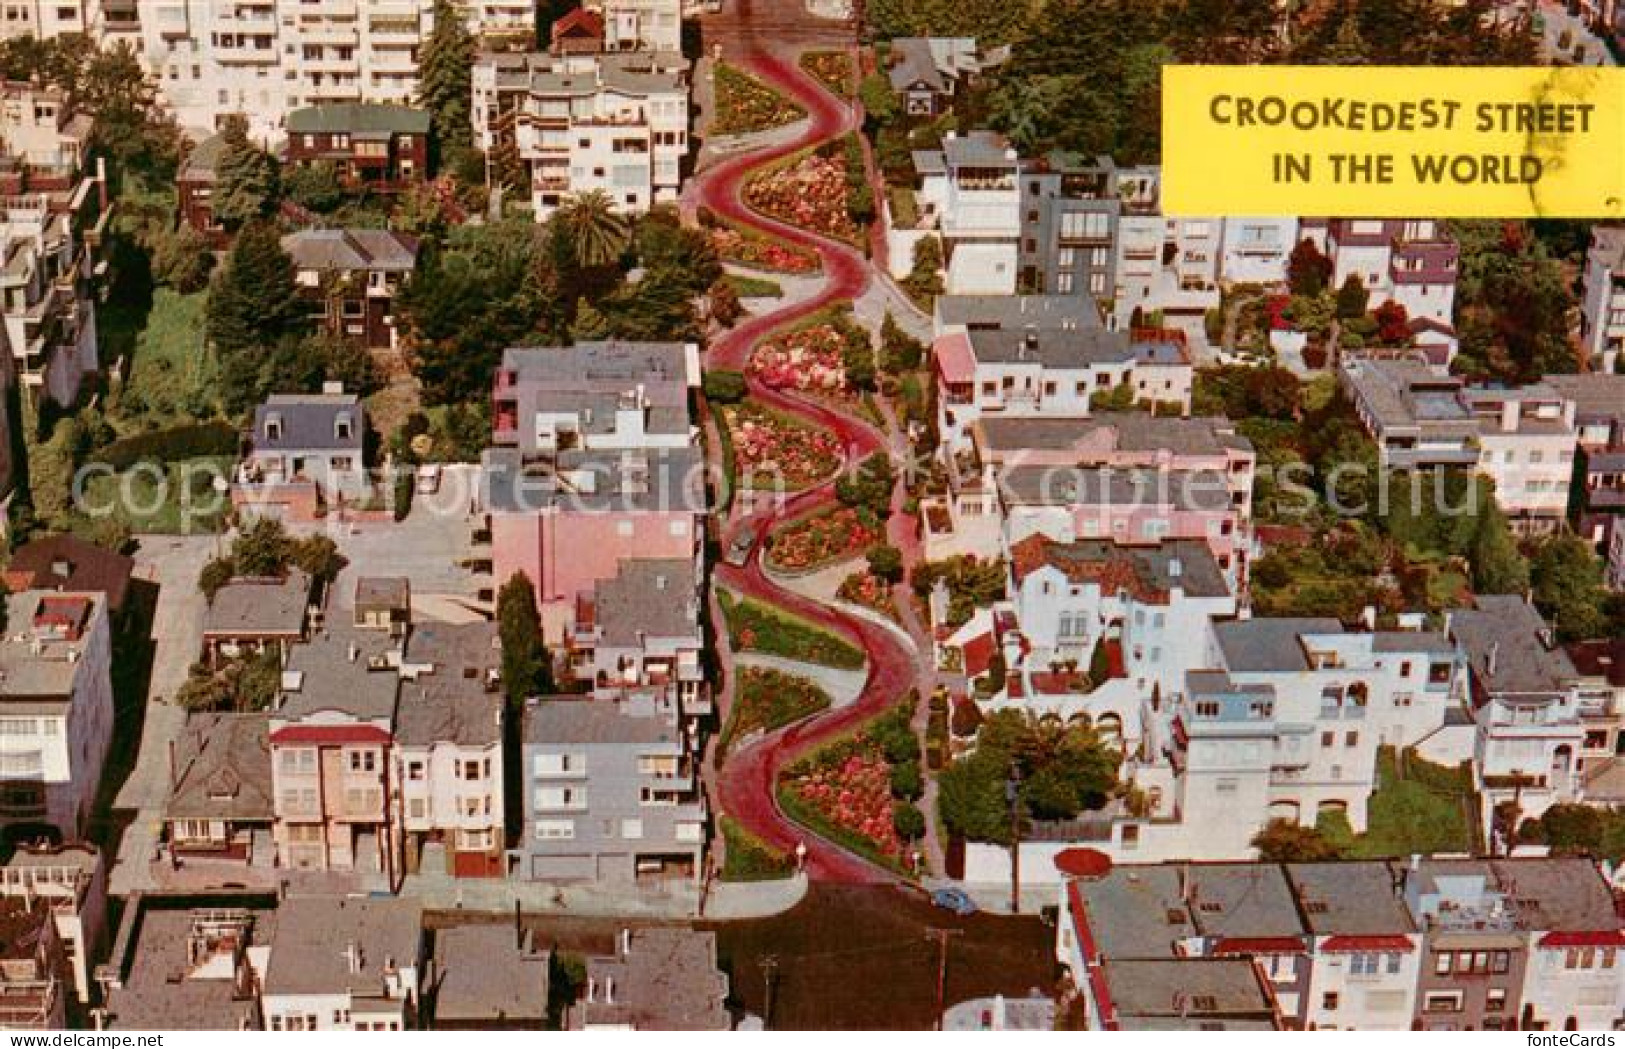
[[1161, 65, 1625, 218]]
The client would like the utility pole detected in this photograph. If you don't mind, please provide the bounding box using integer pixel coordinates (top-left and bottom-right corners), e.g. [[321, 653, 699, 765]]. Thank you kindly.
[[760, 954, 779, 1030], [1007, 763, 1023, 915], [925, 928, 962, 1030]]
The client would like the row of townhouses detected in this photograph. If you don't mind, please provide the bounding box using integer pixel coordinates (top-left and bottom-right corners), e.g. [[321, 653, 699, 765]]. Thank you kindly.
[[1058, 856, 1625, 1032]]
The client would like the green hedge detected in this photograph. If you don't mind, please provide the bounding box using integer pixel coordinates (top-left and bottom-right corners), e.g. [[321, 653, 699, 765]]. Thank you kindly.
[[91, 421, 239, 471]]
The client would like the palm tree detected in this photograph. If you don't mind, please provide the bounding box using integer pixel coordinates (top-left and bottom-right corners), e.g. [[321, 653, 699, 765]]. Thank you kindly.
[[554, 190, 630, 270]]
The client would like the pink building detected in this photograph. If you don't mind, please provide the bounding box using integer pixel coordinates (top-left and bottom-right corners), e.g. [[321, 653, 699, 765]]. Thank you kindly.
[[484, 446, 706, 642]]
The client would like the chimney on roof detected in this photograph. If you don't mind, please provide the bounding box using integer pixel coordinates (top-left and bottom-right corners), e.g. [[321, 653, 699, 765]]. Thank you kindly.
[[349, 641, 359, 663], [621, 928, 631, 957], [1487, 641, 1500, 678], [1168, 557, 1182, 579]]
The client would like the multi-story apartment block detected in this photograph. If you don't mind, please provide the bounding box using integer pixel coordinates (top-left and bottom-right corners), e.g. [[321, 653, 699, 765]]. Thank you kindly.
[[1499, 857, 1625, 1031], [260, 895, 423, 1032], [1543, 372, 1625, 567], [567, 557, 708, 717], [930, 294, 1193, 454], [1110, 166, 1221, 328], [1219, 216, 1300, 286], [1315, 218, 1459, 329], [0, 0, 91, 39], [284, 104, 429, 191], [1402, 859, 1529, 1031], [269, 628, 402, 874], [0, 843, 105, 1007], [395, 622, 505, 878], [0, 80, 108, 410], [1580, 225, 1625, 374], [1017, 153, 1118, 305], [472, 49, 689, 219], [491, 341, 699, 454], [1341, 355, 1579, 532], [1567, 637, 1625, 797], [0, 591, 112, 838], [515, 692, 705, 885], [911, 130, 1022, 296], [0, 898, 67, 1029], [283, 229, 419, 349], [1447, 595, 1584, 843], [587, 0, 682, 53]]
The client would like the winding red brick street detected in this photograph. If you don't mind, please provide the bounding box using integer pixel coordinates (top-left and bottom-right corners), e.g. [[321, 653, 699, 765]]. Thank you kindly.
[[694, 14, 926, 886]]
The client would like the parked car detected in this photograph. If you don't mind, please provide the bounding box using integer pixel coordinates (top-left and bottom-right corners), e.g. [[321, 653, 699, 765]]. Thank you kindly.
[[724, 524, 759, 567], [415, 463, 442, 495], [931, 887, 978, 917]]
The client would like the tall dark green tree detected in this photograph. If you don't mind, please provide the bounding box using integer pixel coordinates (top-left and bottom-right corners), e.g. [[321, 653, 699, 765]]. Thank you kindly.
[[212, 113, 281, 230], [419, 0, 475, 165], [497, 571, 553, 706], [207, 219, 308, 411]]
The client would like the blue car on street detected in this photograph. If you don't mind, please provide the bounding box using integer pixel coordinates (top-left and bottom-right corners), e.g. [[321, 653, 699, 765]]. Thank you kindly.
[[931, 887, 978, 917]]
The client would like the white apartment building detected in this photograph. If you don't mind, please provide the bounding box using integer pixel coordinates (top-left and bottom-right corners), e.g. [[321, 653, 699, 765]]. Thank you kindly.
[[1219, 216, 1299, 286], [1111, 166, 1221, 327], [0, 843, 106, 1006], [1341, 355, 1580, 533], [912, 130, 1021, 295], [1580, 225, 1625, 374], [0, 591, 114, 838], [395, 622, 506, 879], [472, 49, 688, 219], [587, 0, 682, 52], [0, 0, 91, 39], [1, 81, 108, 409], [1447, 595, 1585, 845]]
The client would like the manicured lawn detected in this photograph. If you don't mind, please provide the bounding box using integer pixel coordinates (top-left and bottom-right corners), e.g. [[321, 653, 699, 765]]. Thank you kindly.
[[117, 290, 220, 424], [77, 455, 233, 534], [721, 666, 832, 755], [718, 589, 864, 670], [799, 50, 854, 97], [712, 62, 806, 135], [719, 815, 796, 882], [724, 273, 784, 299]]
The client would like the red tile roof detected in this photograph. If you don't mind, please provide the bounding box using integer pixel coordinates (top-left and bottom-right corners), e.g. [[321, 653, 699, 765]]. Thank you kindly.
[[1212, 936, 1307, 956], [270, 725, 392, 747], [1319, 934, 1416, 953], [960, 631, 995, 679], [933, 332, 976, 385], [1537, 930, 1625, 949]]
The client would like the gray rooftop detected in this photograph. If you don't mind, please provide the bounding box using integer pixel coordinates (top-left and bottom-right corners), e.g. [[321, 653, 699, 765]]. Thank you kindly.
[[166, 713, 274, 823], [432, 924, 549, 1024], [1448, 595, 1577, 699], [1213, 618, 1345, 673], [964, 326, 1135, 370], [1012, 535, 1231, 601], [1492, 857, 1623, 932], [499, 341, 694, 442], [574, 928, 729, 1031], [277, 627, 400, 722], [1074, 866, 1193, 959], [974, 414, 1251, 460], [523, 695, 684, 748], [0, 590, 104, 705], [282, 229, 419, 273], [203, 570, 311, 639], [103, 906, 276, 1031], [942, 130, 1017, 169], [1543, 373, 1625, 427], [263, 895, 422, 997], [591, 558, 699, 646], [1104, 958, 1275, 1025], [935, 294, 1103, 333], [252, 392, 365, 454], [1285, 862, 1417, 936], [286, 103, 429, 136], [1184, 863, 1307, 940], [482, 49, 689, 98], [998, 465, 1234, 514], [395, 622, 502, 748]]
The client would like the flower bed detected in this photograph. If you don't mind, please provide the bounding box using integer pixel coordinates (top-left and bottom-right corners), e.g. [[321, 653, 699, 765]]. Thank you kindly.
[[720, 816, 796, 882], [767, 507, 879, 573], [712, 62, 806, 135], [708, 226, 821, 274], [837, 569, 900, 622], [718, 590, 865, 670], [745, 152, 860, 242], [721, 666, 833, 754], [748, 323, 851, 397], [777, 704, 926, 875], [719, 401, 841, 490], [799, 50, 853, 97]]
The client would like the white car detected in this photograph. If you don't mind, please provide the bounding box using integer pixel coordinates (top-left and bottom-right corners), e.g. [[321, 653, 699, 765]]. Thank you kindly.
[[414, 464, 442, 495]]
